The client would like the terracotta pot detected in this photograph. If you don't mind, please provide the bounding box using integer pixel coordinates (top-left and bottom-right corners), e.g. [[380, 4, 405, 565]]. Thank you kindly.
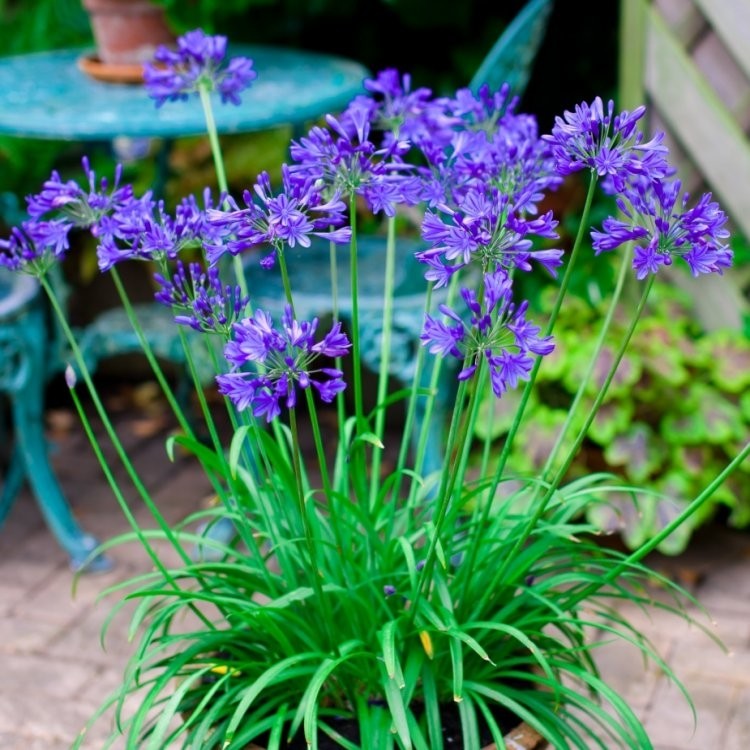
[[81, 0, 174, 65]]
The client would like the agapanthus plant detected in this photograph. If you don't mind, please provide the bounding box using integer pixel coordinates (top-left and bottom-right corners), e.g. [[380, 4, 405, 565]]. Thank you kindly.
[[4, 28, 749, 750]]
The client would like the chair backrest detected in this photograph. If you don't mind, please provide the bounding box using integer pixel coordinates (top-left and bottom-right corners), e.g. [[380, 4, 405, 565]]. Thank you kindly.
[[469, 0, 554, 98]]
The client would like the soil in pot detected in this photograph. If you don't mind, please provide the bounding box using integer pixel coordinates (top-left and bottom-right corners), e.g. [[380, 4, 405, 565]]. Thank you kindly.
[[244, 701, 546, 749]]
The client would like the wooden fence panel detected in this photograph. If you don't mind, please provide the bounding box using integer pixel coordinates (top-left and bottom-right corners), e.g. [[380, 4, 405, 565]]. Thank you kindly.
[[619, 0, 750, 330]]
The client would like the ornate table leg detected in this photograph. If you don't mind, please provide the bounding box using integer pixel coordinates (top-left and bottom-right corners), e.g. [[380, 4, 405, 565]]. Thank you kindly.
[[0, 304, 112, 572]]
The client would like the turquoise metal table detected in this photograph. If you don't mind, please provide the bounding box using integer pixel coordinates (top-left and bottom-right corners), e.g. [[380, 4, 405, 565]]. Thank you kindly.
[[0, 44, 369, 140], [0, 44, 370, 570]]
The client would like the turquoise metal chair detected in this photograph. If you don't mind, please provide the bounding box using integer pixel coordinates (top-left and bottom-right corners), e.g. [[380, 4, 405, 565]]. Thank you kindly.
[[470, 0, 554, 96]]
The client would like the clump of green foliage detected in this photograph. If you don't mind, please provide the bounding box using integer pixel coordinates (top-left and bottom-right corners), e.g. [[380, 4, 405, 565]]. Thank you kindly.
[[476, 283, 750, 555]]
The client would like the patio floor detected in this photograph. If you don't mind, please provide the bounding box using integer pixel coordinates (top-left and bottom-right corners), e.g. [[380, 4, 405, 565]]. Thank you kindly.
[[1, 381, 749, 749]]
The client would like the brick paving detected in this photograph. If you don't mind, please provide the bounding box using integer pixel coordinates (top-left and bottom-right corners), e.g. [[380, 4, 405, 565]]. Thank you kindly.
[[1, 391, 749, 749]]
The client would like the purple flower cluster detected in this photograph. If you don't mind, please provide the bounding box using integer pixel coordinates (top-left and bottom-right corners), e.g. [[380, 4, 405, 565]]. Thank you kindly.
[[591, 177, 732, 279], [0, 220, 70, 275], [418, 191, 562, 284], [97, 190, 224, 272], [206, 166, 352, 268], [217, 306, 351, 421], [155, 260, 248, 336], [144, 29, 256, 108], [542, 96, 732, 279], [542, 96, 669, 188], [0, 157, 138, 275], [421, 269, 553, 397], [288, 108, 423, 218]]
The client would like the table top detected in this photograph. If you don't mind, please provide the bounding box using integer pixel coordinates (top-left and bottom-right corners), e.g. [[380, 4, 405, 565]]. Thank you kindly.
[[0, 45, 370, 141]]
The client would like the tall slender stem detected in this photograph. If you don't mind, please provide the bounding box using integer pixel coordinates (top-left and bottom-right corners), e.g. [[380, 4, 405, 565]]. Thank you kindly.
[[329, 240, 349, 490], [474, 275, 655, 617], [541, 244, 633, 481], [407, 377, 473, 627], [368, 217, 397, 508], [488, 172, 599, 493], [198, 84, 228, 194], [457, 174, 601, 608], [110, 266, 194, 438], [198, 83, 248, 299], [404, 273, 461, 508], [66, 373, 215, 630], [41, 277, 192, 566], [347, 194, 365, 431], [288, 408, 335, 651]]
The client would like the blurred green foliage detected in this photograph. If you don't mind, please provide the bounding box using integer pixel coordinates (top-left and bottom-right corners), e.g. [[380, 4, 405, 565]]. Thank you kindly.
[[0, 0, 92, 201]]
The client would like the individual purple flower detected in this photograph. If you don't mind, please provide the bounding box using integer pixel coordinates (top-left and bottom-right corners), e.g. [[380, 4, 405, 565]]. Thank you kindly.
[[421, 268, 553, 397], [144, 28, 256, 107], [591, 178, 732, 279], [217, 305, 350, 421], [206, 166, 351, 267], [542, 97, 669, 188], [154, 260, 249, 336]]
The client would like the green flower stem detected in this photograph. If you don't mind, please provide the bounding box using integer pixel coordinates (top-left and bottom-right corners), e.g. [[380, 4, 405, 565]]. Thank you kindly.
[[548, 274, 654, 494], [175, 327, 225, 458], [457, 177, 600, 608], [344, 195, 369, 505], [171, 326, 270, 561], [195, 340, 275, 573], [329, 241, 349, 491], [408, 377, 473, 627], [450, 364, 493, 601], [567, 439, 750, 610], [276, 248, 295, 314], [368, 216, 397, 509], [404, 273, 462, 508], [302, 387, 351, 580], [288, 407, 335, 651], [65, 377, 160, 568], [198, 83, 248, 299], [541, 243, 634, 481], [478, 366, 495, 480], [488, 172, 599, 493], [276, 249, 330, 490], [41, 276, 192, 567], [276, 250, 347, 558], [198, 84, 228, 195], [474, 274, 655, 618], [453, 360, 487, 497], [66, 378, 215, 630], [109, 267, 195, 439], [347, 194, 365, 432], [390, 285, 431, 501]]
